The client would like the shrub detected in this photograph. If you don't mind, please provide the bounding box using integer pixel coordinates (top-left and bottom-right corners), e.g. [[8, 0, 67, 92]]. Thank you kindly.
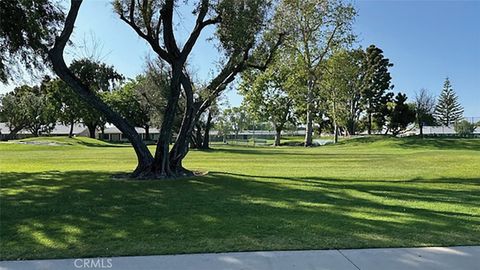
[[454, 120, 476, 136]]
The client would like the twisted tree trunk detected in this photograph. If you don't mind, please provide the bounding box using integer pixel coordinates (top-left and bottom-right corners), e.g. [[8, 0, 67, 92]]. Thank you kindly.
[[49, 0, 154, 177], [169, 72, 196, 176], [151, 65, 183, 177]]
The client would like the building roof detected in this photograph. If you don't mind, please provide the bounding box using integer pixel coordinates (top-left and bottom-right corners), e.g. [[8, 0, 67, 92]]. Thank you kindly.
[[102, 126, 161, 134], [420, 126, 480, 134], [0, 122, 89, 135]]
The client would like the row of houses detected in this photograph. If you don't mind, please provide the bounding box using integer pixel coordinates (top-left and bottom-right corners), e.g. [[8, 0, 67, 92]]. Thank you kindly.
[[0, 123, 160, 141], [1, 122, 478, 142]]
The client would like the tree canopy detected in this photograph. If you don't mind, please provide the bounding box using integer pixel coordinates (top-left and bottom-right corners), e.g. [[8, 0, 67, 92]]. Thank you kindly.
[[0, 0, 63, 83]]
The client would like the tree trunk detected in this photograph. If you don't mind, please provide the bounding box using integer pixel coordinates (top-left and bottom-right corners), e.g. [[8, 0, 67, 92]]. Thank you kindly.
[[4, 126, 23, 141], [190, 123, 202, 149], [69, 120, 74, 138], [305, 110, 313, 146], [274, 127, 281, 146], [348, 100, 356, 136], [200, 110, 213, 149], [195, 124, 203, 147], [169, 72, 195, 176], [367, 112, 372, 135], [48, 0, 154, 178], [152, 66, 183, 177], [334, 122, 338, 144], [32, 128, 40, 137], [145, 125, 150, 141], [86, 123, 96, 139], [419, 122, 423, 137], [305, 80, 314, 146]]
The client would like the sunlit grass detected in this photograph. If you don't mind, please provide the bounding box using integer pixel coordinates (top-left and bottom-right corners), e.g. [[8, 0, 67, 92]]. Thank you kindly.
[[0, 136, 479, 259]]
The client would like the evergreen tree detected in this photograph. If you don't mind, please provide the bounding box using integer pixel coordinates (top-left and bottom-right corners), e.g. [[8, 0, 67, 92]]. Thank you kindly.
[[434, 78, 463, 126], [385, 92, 416, 136], [360, 45, 394, 134]]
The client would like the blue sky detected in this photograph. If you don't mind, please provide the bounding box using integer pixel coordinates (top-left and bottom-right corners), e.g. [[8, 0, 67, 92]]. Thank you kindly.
[[1, 0, 479, 116]]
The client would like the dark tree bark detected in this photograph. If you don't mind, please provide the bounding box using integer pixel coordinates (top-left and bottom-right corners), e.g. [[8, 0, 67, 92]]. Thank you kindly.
[[191, 123, 203, 149], [334, 122, 339, 144], [5, 126, 23, 141], [367, 110, 372, 135], [200, 110, 213, 149], [152, 65, 182, 177], [274, 127, 282, 146], [168, 72, 196, 176], [304, 80, 314, 147], [86, 123, 96, 139], [68, 120, 74, 138], [144, 124, 150, 141], [117, 0, 220, 178], [48, 0, 154, 177]]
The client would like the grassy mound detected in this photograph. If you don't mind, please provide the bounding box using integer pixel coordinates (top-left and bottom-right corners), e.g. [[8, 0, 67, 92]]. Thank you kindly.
[[7, 136, 122, 147]]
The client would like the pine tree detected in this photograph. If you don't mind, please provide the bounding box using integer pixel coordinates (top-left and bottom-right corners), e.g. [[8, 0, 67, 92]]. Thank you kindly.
[[434, 78, 464, 126], [360, 45, 394, 134]]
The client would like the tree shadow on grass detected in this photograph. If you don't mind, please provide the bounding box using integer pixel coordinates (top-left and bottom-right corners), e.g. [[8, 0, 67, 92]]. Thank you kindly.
[[1, 170, 479, 260], [72, 140, 130, 148], [395, 137, 480, 151], [209, 147, 393, 158], [335, 136, 480, 151]]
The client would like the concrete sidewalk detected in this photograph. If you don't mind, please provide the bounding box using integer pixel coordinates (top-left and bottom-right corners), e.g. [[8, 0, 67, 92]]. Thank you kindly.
[[1, 246, 478, 270]]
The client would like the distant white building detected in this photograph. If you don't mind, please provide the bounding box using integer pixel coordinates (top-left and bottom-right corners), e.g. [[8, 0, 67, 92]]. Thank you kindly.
[[411, 126, 480, 136], [0, 122, 90, 140], [100, 126, 160, 142]]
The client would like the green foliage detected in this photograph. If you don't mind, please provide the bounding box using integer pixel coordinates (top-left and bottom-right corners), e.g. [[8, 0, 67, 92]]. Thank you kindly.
[[0, 79, 58, 136], [240, 59, 294, 132], [454, 120, 476, 137], [68, 59, 124, 136], [0, 0, 63, 83], [69, 59, 124, 92], [46, 78, 84, 129], [105, 71, 167, 135], [385, 93, 416, 136], [322, 49, 364, 135], [273, 0, 356, 143], [360, 45, 394, 133], [434, 78, 464, 126], [221, 106, 252, 137], [215, 0, 269, 54], [0, 92, 28, 132]]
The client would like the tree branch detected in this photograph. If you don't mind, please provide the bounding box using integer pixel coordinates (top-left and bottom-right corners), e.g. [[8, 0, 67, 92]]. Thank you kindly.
[[49, 0, 154, 167], [181, 0, 221, 62], [161, 0, 180, 57], [118, 13, 172, 63]]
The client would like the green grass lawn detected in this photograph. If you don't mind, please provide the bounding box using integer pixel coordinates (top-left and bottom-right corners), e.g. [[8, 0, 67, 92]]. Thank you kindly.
[[1, 136, 479, 260]]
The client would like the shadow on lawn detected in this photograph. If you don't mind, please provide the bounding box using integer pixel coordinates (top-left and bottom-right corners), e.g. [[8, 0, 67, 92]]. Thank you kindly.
[[396, 137, 480, 151], [73, 140, 129, 148], [336, 136, 480, 151], [1, 170, 479, 260], [209, 147, 393, 158]]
